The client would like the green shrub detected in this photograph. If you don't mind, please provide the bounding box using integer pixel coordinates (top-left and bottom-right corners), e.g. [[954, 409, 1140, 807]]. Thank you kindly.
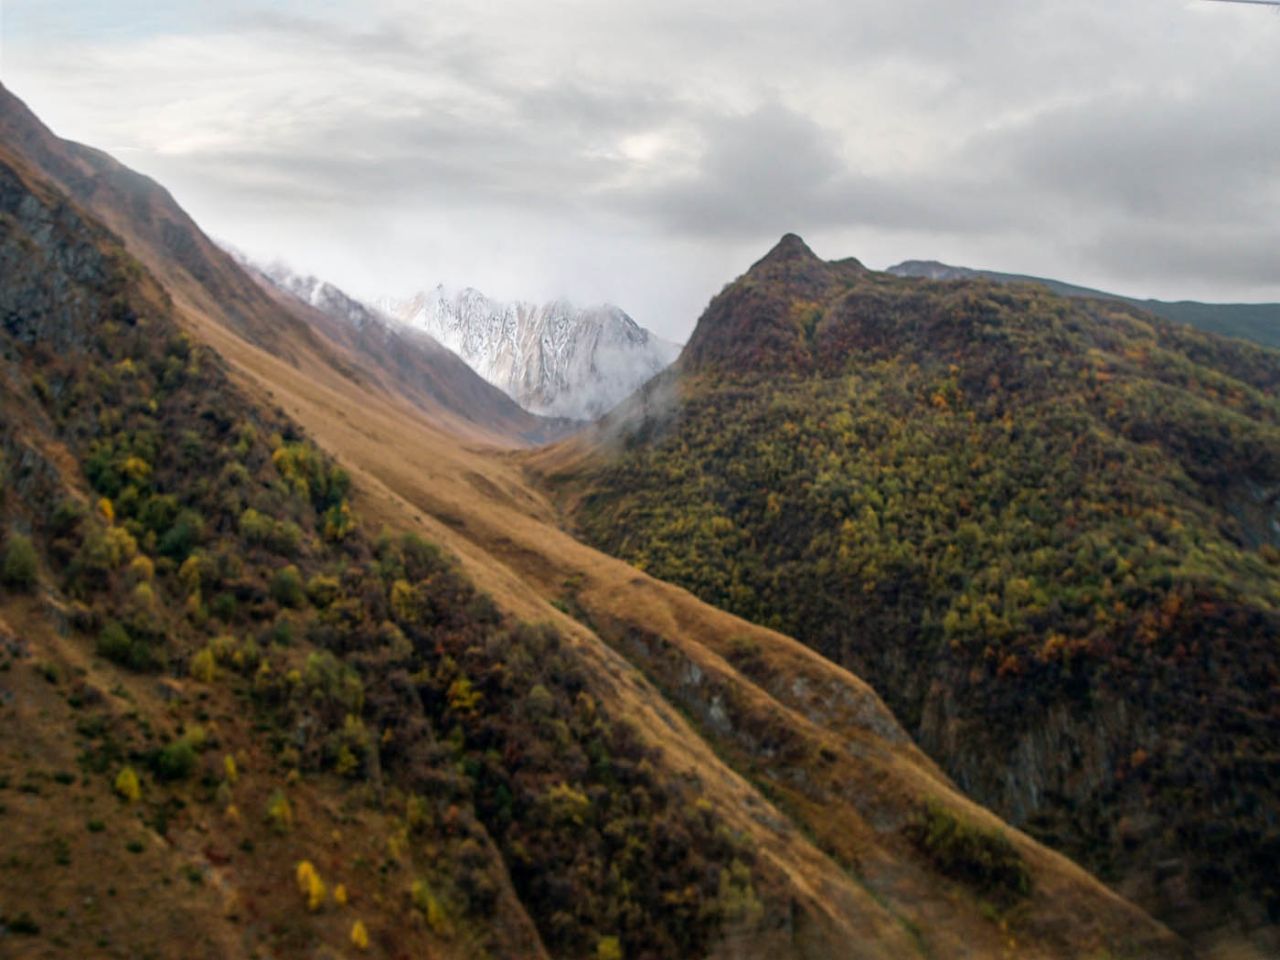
[[96, 619, 159, 671], [211, 592, 238, 622], [158, 509, 204, 560], [306, 574, 341, 608], [1, 533, 38, 590], [154, 737, 198, 781], [97, 621, 132, 663], [270, 565, 306, 608], [239, 509, 302, 556], [905, 802, 1031, 904]]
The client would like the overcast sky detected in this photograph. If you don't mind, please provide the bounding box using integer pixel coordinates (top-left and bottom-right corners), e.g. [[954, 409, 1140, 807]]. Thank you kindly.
[[2, 0, 1278, 340]]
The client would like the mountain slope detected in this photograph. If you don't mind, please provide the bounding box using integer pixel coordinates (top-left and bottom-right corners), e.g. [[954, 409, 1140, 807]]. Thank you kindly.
[[889, 259, 1280, 350], [0, 86, 570, 449], [0, 134, 554, 959], [233, 256, 577, 445], [0, 92, 1184, 958], [540, 235, 1280, 954], [385, 287, 680, 420]]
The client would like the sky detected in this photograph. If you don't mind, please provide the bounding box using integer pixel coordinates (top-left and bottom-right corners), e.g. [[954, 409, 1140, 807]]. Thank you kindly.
[[2, 0, 1278, 341]]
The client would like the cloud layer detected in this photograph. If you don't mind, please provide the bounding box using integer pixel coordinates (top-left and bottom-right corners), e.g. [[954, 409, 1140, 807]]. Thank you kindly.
[[4, 0, 1278, 338]]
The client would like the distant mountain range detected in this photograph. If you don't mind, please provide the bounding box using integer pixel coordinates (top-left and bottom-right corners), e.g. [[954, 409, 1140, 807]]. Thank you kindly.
[[231, 255, 679, 423], [382, 287, 681, 420], [888, 259, 1280, 350]]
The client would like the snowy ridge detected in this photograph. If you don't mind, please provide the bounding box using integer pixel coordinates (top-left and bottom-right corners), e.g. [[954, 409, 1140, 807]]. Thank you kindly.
[[382, 285, 681, 420], [241, 255, 386, 331]]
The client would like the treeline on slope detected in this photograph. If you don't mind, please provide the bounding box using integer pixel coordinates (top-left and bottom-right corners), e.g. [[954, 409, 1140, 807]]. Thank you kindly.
[[0, 152, 765, 959], [572, 274, 1280, 931]]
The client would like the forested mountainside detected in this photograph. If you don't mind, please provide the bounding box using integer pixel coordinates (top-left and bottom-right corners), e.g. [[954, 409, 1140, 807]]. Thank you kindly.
[[550, 234, 1280, 950], [888, 259, 1280, 350], [0, 86, 1186, 960]]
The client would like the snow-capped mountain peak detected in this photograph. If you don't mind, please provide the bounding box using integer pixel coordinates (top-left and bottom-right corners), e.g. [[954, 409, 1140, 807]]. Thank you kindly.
[[223, 245, 679, 421], [383, 287, 681, 420]]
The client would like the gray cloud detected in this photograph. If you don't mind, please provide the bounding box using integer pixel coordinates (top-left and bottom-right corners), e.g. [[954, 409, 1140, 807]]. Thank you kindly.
[[984, 86, 1280, 224], [608, 103, 1041, 242], [3, 0, 1279, 335]]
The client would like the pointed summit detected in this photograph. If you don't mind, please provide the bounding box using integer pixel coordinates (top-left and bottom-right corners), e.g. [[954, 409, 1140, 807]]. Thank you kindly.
[[753, 232, 821, 269], [680, 235, 844, 374]]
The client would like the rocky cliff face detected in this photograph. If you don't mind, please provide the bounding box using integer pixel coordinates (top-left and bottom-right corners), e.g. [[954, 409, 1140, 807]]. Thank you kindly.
[[384, 286, 680, 420]]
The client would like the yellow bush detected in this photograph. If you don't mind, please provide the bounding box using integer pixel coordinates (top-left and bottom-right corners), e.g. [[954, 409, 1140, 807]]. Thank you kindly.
[[223, 754, 238, 784], [335, 745, 359, 778], [207, 634, 238, 663], [389, 579, 416, 622], [323, 500, 356, 542], [120, 456, 151, 481], [105, 525, 137, 565], [350, 919, 369, 950], [128, 554, 155, 581], [183, 724, 207, 750], [295, 860, 327, 911], [597, 936, 624, 960], [543, 782, 591, 826], [266, 789, 293, 832], [97, 497, 115, 525], [306, 574, 342, 608], [178, 554, 202, 592], [132, 580, 156, 609], [405, 793, 430, 832], [114, 766, 142, 803], [333, 883, 348, 906], [410, 879, 449, 934], [189, 648, 216, 683], [386, 828, 407, 860], [446, 676, 482, 714]]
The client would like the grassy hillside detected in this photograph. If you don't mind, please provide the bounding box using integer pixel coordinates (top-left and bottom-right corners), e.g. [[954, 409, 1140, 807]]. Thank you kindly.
[[553, 235, 1280, 948]]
